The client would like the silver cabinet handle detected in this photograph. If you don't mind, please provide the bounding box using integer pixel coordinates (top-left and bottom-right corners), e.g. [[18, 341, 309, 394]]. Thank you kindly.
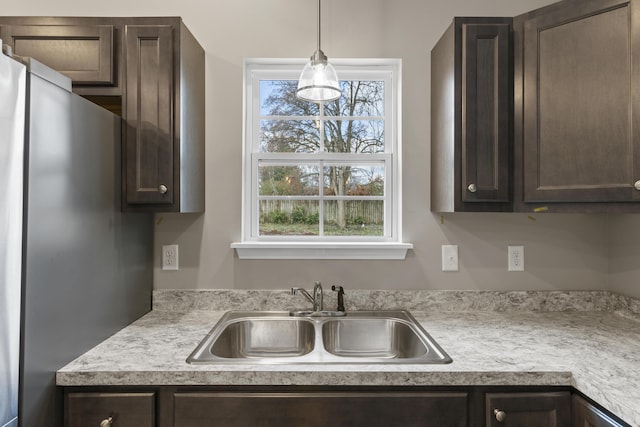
[[159, 184, 168, 194], [494, 409, 506, 422], [634, 180, 640, 191], [100, 416, 113, 427], [467, 183, 477, 193]]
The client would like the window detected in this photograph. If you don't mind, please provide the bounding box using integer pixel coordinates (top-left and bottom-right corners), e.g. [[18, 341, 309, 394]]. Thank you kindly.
[[232, 59, 412, 259]]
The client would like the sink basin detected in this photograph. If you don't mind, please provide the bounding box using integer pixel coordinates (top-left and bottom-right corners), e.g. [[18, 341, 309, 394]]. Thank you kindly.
[[210, 318, 315, 358], [322, 318, 428, 359], [187, 310, 452, 364]]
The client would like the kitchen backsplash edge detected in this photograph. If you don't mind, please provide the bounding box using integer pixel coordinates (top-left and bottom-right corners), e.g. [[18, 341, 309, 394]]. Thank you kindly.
[[152, 289, 640, 319]]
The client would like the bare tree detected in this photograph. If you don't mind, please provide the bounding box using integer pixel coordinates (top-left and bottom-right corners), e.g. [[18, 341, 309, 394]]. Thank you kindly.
[[261, 79, 384, 228]]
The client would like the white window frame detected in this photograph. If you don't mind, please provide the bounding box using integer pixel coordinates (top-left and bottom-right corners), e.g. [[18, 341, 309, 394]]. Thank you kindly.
[[231, 58, 412, 260]]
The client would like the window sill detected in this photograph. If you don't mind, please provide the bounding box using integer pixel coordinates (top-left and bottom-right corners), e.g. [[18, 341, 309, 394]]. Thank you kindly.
[[231, 241, 413, 260]]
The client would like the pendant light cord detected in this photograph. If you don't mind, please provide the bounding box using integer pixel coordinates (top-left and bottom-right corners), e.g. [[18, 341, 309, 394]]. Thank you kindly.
[[317, 0, 322, 53]]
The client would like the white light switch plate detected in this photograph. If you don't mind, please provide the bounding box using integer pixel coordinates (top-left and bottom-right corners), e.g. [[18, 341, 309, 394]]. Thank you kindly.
[[442, 245, 459, 272]]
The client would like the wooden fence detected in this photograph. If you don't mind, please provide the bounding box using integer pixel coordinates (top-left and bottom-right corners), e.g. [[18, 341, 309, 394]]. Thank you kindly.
[[260, 199, 383, 224]]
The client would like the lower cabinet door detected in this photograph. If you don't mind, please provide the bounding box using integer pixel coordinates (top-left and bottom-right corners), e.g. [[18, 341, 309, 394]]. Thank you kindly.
[[65, 392, 155, 427], [572, 395, 625, 427], [174, 392, 468, 427], [486, 392, 571, 427]]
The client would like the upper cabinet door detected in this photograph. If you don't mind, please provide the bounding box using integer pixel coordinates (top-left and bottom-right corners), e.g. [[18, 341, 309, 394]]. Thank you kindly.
[[0, 24, 115, 87], [461, 22, 512, 205], [123, 25, 175, 207], [431, 18, 513, 213], [522, 0, 640, 203]]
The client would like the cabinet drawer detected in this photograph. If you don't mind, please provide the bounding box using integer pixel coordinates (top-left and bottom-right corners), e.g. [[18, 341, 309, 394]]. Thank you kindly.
[[1, 24, 115, 86], [175, 391, 468, 427], [65, 392, 155, 427]]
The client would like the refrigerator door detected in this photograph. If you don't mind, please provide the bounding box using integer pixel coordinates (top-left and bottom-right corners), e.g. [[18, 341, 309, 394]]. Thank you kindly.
[[19, 58, 153, 427], [0, 52, 26, 427]]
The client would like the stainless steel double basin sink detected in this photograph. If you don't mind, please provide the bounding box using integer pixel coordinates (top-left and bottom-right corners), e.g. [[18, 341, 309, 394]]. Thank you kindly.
[[187, 310, 452, 364]]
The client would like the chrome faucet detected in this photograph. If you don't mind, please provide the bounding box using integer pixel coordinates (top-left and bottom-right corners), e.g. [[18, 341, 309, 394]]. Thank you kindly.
[[291, 281, 323, 312]]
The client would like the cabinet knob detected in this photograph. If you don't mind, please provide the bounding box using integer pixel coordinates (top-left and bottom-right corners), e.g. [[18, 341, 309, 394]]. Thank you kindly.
[[467, 183, 477, 193], [100, 416, 113, 427], [494, 409, 506, 423], [634, 180, 640, 191], [159, 184, 168, 194]]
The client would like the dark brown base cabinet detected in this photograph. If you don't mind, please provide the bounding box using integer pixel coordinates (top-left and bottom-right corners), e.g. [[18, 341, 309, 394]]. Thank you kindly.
[[572, 395, 626, 427], [174, 392, 467, 427], [485, 392, 571, 426], [0, 17, 205, 213], [65, 392, 155, 427], [62, 386, 631, 427]]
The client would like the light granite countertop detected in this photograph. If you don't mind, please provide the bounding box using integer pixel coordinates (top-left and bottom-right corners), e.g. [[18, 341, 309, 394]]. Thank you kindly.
[[57, 290, 640, 426]]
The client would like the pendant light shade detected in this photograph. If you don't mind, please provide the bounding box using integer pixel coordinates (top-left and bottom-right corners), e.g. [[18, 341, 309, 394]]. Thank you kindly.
[[296, 0, 341, 103]]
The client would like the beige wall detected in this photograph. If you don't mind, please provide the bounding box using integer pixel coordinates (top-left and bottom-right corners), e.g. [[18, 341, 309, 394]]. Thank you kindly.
[[6, 0, 639, 295], [609, 215, 640, 299]]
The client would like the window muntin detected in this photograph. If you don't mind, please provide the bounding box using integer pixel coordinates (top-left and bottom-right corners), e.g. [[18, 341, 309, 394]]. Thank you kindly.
[[245, 61, 399, 242]]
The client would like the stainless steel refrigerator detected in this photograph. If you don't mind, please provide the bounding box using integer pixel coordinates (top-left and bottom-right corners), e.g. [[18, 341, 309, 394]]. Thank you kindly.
[[0, 44, 153, 427]]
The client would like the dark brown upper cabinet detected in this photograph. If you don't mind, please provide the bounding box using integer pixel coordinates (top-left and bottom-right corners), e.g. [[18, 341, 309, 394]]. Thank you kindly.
[[122, 22, 204, 212], [431, 17, 513, 212], [517, 0, 640, 206], [0, 24, 116, 87], [0, 17, 205, 213]]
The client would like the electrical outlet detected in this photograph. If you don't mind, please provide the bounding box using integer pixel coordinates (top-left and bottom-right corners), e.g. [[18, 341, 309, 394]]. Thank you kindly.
[[162, 244, 179, 271], [508, 245, 524, 272], [442, 245, 459, 272]]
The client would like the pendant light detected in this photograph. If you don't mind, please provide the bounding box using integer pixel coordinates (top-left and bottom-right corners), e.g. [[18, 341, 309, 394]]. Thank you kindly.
[[296, 0, 341, 103]]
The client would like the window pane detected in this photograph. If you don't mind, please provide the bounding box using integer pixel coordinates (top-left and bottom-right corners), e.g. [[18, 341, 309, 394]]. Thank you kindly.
[[323, 165, 385, 196], [259, 164, 320, 196], [324, 119, 384, 153], [260, 120, 320, 153], [260, 200, 319, 236], [323, 200, 384, 236], [325, 81, 385, 117], [260, 80, 319, 116]]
